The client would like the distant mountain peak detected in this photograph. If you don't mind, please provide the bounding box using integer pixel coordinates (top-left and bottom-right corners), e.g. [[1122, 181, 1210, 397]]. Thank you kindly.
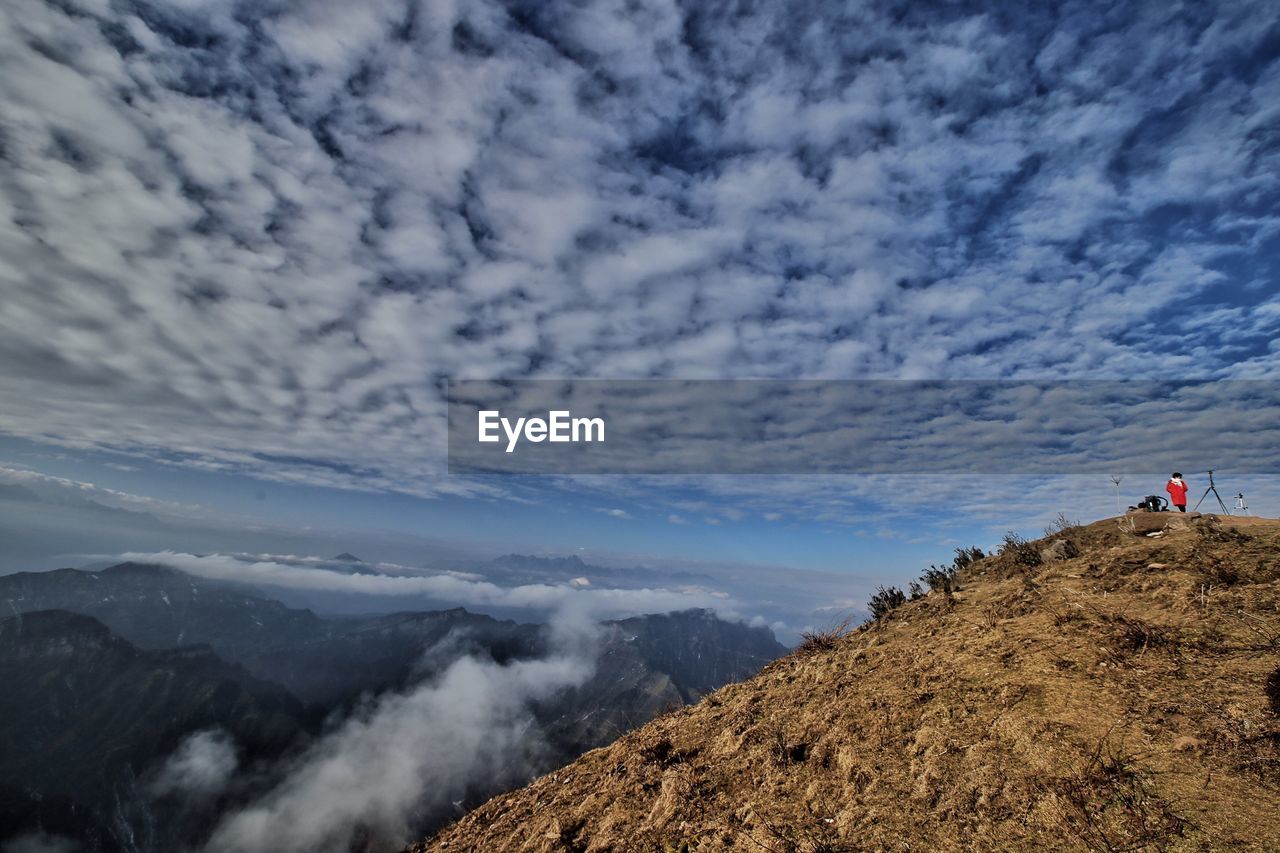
[[331, 552, 363, 563], [100, 561, 182, 577], [492, 553, 586, 567]]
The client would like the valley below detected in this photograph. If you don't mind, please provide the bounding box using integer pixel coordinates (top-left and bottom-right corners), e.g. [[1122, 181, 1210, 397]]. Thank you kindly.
[[0, 560, 785, 852]]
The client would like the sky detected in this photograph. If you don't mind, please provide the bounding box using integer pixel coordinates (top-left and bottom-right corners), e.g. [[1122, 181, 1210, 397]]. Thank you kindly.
[[1, 0, 1278, 630]]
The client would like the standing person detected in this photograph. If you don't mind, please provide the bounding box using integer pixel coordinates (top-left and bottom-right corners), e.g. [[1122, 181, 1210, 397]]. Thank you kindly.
[[1166, 472, 1188, 512]]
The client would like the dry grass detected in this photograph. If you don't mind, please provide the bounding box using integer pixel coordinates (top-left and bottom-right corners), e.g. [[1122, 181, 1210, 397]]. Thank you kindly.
[[1050, 731, 1190, 852], [415, 515, 1280, 852], [794, 617, 854, 657]]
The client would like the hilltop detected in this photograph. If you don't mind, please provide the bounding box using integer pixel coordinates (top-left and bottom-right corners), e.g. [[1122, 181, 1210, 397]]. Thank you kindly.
[[415, 514, 1280, 851]]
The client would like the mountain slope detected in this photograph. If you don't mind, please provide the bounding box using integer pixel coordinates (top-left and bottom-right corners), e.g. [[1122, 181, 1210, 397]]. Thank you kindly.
[[537, 611, 786, 759], [416, 515, 1280, 851], [0, 610, 306, 851]]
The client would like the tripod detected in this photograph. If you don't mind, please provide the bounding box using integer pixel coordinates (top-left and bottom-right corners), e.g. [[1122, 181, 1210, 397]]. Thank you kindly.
[[1193, 469, 1231, 515]]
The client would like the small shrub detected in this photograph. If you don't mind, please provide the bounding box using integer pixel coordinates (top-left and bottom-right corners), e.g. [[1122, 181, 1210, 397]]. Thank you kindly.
[[868, 585, 906, 620], [921, 563, 958, 593], [796, 617, 853, 655], [1233, 609, 1280, 651], [917, 545, 984, 595], [1044, 511, 1080, 537], [908, 580, 924, 600], [1051, 605, 1089, 628], [952, 545, 985, 570], [757, 812, 845, 853], [767, 727, 808, 766], [999, 531, 1042, 568], [1112, 615, 1177, 655]]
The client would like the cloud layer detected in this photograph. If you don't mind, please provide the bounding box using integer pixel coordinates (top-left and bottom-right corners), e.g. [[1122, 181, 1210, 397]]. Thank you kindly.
[[121, 550, 734, 619], [2, 0, 1278, 496], [206, 618, 598, 852]]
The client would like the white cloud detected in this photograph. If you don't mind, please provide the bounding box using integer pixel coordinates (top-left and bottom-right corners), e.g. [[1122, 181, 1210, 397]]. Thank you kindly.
[[0, 463, 201, 516], [0, 0, 1276, 504], [120, 551, 732, 619], [206, 616, 599, 852], [150, 729, 239, 798]]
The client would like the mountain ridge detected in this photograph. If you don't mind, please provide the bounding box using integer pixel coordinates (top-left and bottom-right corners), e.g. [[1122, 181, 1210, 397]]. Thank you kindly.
[[415, 514, 1280, 851], [0, 564, 783, 709]]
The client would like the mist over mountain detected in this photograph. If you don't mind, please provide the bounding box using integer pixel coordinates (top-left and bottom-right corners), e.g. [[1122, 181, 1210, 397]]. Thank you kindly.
[[93, 548, 814, 645], [0, 561, 784, 851], [482, 554, 718, 589], [0, 562, 540, 707], [0, 467, 848, 638]]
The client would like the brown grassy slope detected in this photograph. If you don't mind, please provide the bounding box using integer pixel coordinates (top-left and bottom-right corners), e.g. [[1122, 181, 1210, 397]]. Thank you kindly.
[[414, 515, 1280, 852]]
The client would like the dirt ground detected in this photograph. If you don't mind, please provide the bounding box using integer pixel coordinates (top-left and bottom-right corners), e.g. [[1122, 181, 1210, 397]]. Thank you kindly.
[[413, 515, 1280, 852]]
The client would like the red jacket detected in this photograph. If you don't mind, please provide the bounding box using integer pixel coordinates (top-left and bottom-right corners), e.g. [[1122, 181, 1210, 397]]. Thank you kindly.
[[1166, 478, 1188, 505]]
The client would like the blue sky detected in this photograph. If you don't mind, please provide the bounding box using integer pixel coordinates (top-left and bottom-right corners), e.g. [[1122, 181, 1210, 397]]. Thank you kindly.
[[1, 0, 1278, 630], [0, 433, 970, 570]]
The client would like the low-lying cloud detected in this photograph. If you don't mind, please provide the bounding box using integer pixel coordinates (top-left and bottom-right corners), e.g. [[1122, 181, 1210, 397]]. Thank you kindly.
[[120, 550, 734, 620], [205, 618, 599, 852], [149, 729, 239, 798]]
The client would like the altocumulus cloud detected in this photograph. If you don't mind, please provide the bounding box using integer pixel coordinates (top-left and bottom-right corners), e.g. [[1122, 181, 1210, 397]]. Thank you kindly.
[[0, 0, 1277, 503]]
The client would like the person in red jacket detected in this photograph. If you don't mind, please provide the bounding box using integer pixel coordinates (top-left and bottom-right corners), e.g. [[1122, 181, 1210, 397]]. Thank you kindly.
[[1166, 472, 1188, 512]]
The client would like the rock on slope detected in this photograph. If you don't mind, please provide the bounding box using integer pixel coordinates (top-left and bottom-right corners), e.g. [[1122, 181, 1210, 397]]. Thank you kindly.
[[415, 515, 1280, 851]]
